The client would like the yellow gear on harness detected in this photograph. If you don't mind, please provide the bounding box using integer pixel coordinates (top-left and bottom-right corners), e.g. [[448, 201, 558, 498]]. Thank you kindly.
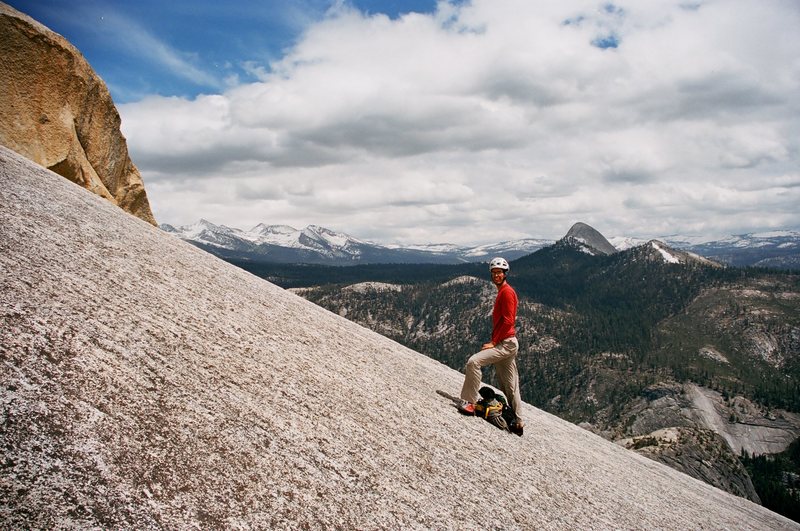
[[474, 399, 503, 419]]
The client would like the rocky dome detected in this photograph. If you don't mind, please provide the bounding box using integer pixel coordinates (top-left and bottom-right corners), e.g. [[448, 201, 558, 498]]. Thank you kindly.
[[0, 2, 156, 225], [2, 145, 796, 529], [564, 222, 618, 256]]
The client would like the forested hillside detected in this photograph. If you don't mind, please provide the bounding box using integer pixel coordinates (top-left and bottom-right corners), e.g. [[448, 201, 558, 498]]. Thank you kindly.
[[262, 242, 799, 423]]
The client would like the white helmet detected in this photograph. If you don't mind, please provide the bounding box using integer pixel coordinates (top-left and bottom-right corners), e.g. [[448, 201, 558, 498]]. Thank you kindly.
[[489, 257, 509, 272]]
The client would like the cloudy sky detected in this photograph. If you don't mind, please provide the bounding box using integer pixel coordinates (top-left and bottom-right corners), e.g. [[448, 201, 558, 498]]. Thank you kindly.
[[11, 0, 800, 245]]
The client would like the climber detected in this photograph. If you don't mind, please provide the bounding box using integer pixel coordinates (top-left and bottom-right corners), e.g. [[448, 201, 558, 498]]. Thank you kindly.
[[457, 257, 524, 436]]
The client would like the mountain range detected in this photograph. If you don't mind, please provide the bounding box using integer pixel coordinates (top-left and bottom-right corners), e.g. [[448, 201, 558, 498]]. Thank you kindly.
[[161, 219, 553, 265], [163, 219, 800, 268]]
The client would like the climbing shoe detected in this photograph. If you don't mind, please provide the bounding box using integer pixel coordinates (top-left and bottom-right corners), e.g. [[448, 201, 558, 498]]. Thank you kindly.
[[509, 420, 524, 437], [457, 400, 475, 415]]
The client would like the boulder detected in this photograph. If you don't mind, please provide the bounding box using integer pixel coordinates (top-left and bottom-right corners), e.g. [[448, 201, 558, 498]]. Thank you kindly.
[[0, 2, 156, 225]]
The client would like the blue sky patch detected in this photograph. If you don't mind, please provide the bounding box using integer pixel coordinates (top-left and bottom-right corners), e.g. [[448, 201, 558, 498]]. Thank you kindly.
[[602, 3, 624, 17], [592, 33, 620, 49]]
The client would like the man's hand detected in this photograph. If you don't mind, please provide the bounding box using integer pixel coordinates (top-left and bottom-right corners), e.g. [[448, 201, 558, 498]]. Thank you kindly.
[[481, 342, 495, 350]]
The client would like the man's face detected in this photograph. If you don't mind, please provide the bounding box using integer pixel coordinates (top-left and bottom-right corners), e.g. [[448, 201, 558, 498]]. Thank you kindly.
[[490, 268, 506, 286]]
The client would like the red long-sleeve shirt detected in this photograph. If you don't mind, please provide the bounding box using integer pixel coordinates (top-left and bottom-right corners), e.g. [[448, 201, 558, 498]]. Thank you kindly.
[[491, 282, 518, 345]]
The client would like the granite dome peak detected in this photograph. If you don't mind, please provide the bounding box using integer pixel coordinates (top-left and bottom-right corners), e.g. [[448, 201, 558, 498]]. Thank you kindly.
[[563, 222, 618, 256]]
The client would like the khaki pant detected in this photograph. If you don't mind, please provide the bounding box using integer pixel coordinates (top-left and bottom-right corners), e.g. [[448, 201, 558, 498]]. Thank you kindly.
[[460, 337, 522, 422]]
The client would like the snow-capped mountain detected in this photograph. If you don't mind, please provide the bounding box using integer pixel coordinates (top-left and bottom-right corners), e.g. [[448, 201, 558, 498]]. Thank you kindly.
[[609, 231, 800, 268], [162, 220, 382, 264], [162, 220, 553, 265], [677, 231, 800, 268], [394, 239, 554, 260], [462, 238, 554, 259], [162, 219, 249, 249], [163, 220, 800, 268], [608, 236, 647, 251], [162, 220, 368, 252], [639, 240, 721, 267]]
